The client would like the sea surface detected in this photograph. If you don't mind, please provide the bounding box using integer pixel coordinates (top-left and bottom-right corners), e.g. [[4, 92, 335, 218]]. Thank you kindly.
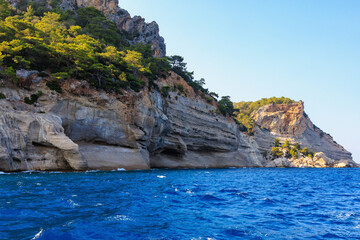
[[1, 168, 360, 240]]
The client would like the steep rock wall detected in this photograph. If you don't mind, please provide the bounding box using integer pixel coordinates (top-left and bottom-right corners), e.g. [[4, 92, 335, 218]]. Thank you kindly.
[[252, 102, 354, 165]]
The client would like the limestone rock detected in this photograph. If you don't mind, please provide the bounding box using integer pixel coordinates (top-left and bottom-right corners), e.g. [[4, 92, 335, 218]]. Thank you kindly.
[[253, 102, 355, 165], [16, 69, 42, 89], [266, 158, 294, 168], [0, 108, 87, 171]]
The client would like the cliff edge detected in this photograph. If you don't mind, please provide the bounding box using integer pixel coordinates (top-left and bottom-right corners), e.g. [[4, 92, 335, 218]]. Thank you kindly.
[[0, 0, 356, 171]]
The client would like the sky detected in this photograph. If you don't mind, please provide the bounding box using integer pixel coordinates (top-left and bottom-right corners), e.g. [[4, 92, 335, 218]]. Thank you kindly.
[[119, 0, 360, 162]]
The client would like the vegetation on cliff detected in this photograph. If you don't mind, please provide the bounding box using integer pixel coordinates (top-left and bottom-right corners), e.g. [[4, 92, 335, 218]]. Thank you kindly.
[[234, 97, 297, 133], [0, 0, 226, 105], [270, 138, 315, 160], [0, 0, 296, 122], [0, 1, 175, 92]]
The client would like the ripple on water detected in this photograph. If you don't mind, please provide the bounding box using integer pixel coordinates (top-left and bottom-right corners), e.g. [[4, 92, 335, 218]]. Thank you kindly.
[[0, 168, 360, 239]]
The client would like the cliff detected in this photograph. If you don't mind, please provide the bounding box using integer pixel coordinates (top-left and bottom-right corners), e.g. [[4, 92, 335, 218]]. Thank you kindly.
[[0, 72, 265, 171], [0, 0, 356, 172], [252, 102, 355, 167]]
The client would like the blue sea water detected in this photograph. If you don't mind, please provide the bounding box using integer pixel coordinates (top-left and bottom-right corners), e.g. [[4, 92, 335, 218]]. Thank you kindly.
[[1, 168, 360, 240]]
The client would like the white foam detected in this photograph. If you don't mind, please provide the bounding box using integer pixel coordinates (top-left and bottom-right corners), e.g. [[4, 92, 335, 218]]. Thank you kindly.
[[67, 199, 80, 208], [107, 215, 133, 222], [31, 229, 44, 240], [117, 168, 126, 171], [157, 175, 166, 179]]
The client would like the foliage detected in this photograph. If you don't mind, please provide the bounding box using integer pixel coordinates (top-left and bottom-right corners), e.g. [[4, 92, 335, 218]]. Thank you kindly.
[[234, 97, 297, 132], [271, 147, 283, 158], [0, 92, 5, 99], [46, 80, 62, 93], [76, 7, 127, 48], [209, 92, 219, 100], [274, 138, 280, 147], [0, 2, 171, 93], [0, 0, 14, 20], [300, 147, 315, 158], [176, 83, 184, 93], [161, 85, 171, 97], [0, 66, 17, 82], [24, 90, 43, 105], [289, 148, 298, 158], [270, 139, 315, 160], [167, 55, 210, 95], [282, 140, 291, 149], [218, 96, 235, 117], [293, 142, 301, 150]]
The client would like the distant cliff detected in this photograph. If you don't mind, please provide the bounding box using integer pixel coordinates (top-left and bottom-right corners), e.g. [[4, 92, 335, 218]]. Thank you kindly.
[[251, 102, 354, 167], [0, 0, 356, 172]]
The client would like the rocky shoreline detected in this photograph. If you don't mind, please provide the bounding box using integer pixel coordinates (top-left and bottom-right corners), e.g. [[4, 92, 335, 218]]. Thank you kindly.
[[0, 0, 357, 172], [0, 71, 357, 172]]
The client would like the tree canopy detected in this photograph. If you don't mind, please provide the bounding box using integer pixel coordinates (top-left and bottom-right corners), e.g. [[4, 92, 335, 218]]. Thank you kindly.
[[0, 1, 170, 92], [234, 97, 297, 132]]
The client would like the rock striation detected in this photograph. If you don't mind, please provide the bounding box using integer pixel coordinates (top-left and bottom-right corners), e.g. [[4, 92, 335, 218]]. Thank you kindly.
[[0, 0, 356, 171], [253, 102, 356, 167], [0, 106, 87, 171]]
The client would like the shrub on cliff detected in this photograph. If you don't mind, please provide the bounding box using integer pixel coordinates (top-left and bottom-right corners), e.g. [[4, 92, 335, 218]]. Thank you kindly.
[[274, 138, 280, 147], [271, 147, 283, 158], [234, 97, 297, 132], [218, 96, 235, 117], [46, 80, 62, 93], [300, 147, 315, 158], [0, 2, 172, 93], [290, 148, 298, 159], [24, 91, 43, 105]]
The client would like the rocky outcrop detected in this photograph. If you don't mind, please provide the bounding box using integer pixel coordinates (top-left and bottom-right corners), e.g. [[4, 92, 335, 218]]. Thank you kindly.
[[71, 0, 166, 57], [0, 106, 87, 171], [266, 152, 356, 168], [253, 102, 355, 166], [0, 0, 356, 171], [0, 70, 266, 171]]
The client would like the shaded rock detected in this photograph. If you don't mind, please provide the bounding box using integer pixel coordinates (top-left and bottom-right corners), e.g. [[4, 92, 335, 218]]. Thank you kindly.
[[16, 69, 42, 89]]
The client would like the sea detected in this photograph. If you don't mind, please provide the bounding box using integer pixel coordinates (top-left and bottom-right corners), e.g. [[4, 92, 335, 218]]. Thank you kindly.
[[1, 168, 360, 240]]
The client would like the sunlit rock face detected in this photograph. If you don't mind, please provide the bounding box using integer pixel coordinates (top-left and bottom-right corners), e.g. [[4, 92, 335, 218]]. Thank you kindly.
[[0, 71, 265, 172], [0, 0, 356, 171], [69, 0, 166, 58], [253, 102, 354, 166]]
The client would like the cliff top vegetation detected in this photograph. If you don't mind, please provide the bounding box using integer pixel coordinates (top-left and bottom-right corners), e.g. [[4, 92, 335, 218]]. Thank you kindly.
[[234, 97, 298, 133]]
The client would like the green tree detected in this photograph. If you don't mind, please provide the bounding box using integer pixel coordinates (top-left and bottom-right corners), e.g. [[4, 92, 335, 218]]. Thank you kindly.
[[290, 148, 298, 159], [0, 0, 14, 20], [274, 138, 280, 147], [282, 140, 291, 149], [218, 96, 235, 117], [271, 147, 283, 158]]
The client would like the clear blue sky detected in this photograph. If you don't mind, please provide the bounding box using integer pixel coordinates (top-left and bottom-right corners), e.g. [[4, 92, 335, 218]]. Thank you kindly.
[[119, 0, 360, 162]]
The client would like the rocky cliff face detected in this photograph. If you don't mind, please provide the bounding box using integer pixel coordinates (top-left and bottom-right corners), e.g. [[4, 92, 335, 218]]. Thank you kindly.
[[0, 71, 355, 172], [0, 70, 266, 172], [0, 1, 355, 171], [7, 0, 166, 58], [252, 102, 355, 167]]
